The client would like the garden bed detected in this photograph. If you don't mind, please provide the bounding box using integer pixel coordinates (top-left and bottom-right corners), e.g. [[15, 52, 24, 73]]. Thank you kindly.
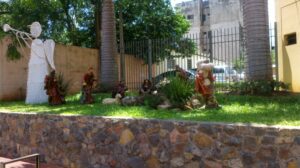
[[0, 93, 300, 126]]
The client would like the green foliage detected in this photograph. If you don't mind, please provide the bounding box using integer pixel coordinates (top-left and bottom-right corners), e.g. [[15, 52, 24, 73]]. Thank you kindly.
[[160, 77, 194, 108], [271, 49, 276, 64], [230, 80, 290, 95], [7, 43, 21, 60], [1, 0, 192, 51], [1, 0, 97, 48], [143, 94, 165, 109], [115, 0, 196, 62], [57, 73, 71, 97], [0, 1, 10, 13], [233, 55, 245, 73], [115, 0, 190, 41], [272, 81, 290, 91]]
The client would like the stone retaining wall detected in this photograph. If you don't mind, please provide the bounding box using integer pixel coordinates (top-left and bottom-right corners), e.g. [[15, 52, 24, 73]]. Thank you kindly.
[[0, 112, 299, 168]]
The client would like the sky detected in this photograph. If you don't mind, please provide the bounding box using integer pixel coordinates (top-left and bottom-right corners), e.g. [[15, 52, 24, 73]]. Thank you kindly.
[[171, 0, 276, 25]]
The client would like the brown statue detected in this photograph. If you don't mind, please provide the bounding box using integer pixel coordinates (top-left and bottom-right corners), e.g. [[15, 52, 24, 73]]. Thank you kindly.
[[112, 80, 128, 99], [44, 70, 65, 105], [195, 60, 219, 109], [139, 79, 153, 95], [80, 67, 96, 104]]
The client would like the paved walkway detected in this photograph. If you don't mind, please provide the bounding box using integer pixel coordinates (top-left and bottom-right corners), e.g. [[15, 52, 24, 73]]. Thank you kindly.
[[0, 157, 62, 168]]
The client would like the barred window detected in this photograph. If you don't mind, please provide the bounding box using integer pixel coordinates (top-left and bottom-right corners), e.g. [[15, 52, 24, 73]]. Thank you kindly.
[[187, 59, 192, 69], [167, 59, 176, 69], [285, 33, 297, 46]]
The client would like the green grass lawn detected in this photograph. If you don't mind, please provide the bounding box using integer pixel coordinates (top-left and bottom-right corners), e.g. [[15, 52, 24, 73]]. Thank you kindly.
[[0, 93, 300, 126]]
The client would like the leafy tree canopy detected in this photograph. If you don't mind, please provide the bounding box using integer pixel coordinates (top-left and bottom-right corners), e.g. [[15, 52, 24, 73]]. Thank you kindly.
[[114, 0, 190, 41], [114, 0, 195, 62], [0, 0, 195, 62], [0, 0, 97, 48]]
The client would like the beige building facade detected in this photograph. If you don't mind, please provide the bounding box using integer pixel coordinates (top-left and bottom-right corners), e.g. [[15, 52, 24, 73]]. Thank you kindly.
[[276, 0, 300, 92], [176, 0, 243, 64]]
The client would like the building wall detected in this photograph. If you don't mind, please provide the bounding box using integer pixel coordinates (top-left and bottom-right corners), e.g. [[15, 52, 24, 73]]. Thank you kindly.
[[0, 39, 152, 100], [175, 0, 242, 63], [0, 39, 99, 101], [1, 112, 300, 168], [210, 21, 242, 64], [209, 0, 242, 27], [209, 0, 242, 63], [176, 0, 201, 35], [276, 0, 300, 92], [176, 0, 242, 35]]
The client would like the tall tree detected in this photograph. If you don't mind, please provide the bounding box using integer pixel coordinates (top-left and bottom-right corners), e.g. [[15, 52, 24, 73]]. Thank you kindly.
[[100, 0, 118, 89], [0, 2, 10, 15], [114, 0, 195, 63], [243, 0, 272, 81], [114, 0, 190, 41], [0, 0, 96, 48]]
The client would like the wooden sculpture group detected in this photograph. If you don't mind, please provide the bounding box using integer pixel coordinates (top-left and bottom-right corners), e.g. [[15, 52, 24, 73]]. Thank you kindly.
[[3, 22, 219, 109]]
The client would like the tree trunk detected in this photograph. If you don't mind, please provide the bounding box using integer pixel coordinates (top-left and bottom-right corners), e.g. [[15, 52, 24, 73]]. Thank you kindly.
[[100, 0, 119, 89], [95, 0, 101, 48], [243, 0, 272, 81]]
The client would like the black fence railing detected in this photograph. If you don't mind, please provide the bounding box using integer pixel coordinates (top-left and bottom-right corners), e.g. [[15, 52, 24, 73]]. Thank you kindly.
[[121, 25, 277, 91]]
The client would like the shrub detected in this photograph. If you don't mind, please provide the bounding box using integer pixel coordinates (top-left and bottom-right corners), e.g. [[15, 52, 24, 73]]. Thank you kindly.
[[230, 80, 290, 95], [160, 77, 194, 108], [7, 44, 21, 61], [57, 73, 71, 97], [143, 94, 165, 109]]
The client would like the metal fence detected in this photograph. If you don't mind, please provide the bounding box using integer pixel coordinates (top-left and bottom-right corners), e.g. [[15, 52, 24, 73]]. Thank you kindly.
[[121, 25, 277, 91]]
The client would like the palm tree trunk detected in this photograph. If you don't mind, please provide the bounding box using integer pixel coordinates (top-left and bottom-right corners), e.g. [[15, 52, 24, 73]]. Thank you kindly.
[[243, 0, 272, 81], [95, 0, 101, 49], [100, 0, 119, 89]]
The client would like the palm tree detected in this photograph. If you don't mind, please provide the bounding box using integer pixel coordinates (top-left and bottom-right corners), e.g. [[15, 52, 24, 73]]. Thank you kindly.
[[242, 0, 272, 81], [100, 0, 119, 89]]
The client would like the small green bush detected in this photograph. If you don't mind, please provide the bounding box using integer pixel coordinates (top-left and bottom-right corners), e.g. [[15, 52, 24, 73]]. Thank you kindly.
[[7, 44, 21, 61], [230, 80, 290, 95], [57, 73, 71, 97], [143, 94, 165, 109], [160, 77, 194, 108]]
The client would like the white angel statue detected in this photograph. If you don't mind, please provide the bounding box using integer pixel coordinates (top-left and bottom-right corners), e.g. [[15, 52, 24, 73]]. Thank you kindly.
[[3, 22, 56, 104]]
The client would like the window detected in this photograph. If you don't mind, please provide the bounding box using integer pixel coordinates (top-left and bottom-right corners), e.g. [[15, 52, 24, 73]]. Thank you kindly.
[[202, 15, 206, 22], [187, 59, 192, 69], [187, 15, 194, 20], [167, 59, 176, 69], [218, 0, 229, 3], [285, 33, 297, 46]]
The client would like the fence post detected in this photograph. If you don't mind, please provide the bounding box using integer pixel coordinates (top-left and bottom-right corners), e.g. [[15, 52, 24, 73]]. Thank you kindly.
[[208, 30, 213, 62], [119, 2, 126, 82], [274, 22, 279, 82], [148, 39, 153, 82]]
